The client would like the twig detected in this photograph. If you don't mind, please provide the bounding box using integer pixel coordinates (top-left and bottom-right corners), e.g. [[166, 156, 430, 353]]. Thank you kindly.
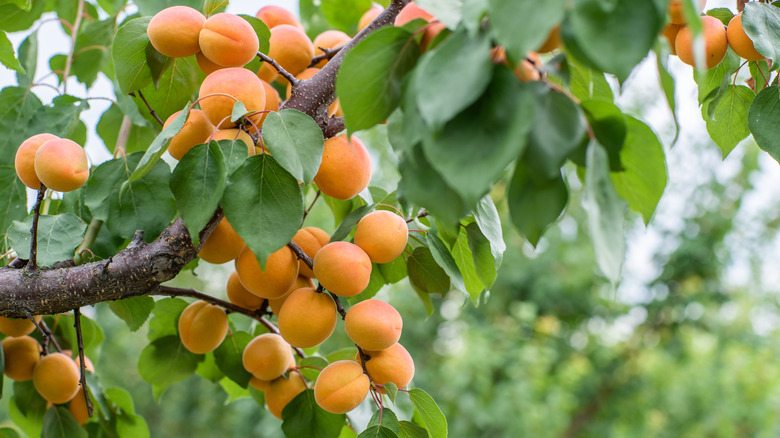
[[329, 292, 347, 319], [62, 0, 84, 94], [114, 115, 132, 157], [130, 90, 164, 126], [308, 44, 345, 68], [406, 209, 428, 223], [73, 308, 94, 417], [256, 51, 299, 86], [73, 219, 103, 265], [28, 184, 47, 270], [302, 190, 321, 221], [288, 240, 314, 270], [323, 116, 345, 139], [27, 312, 63, 355]]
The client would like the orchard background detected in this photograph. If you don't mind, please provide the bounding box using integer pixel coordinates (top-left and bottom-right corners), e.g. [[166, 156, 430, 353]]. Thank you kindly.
[[3, 0, 780, 437]]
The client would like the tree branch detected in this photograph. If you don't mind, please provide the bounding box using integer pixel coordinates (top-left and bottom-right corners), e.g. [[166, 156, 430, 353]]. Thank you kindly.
[[73, 308, 94, 417], [256, 52, 298, 86]]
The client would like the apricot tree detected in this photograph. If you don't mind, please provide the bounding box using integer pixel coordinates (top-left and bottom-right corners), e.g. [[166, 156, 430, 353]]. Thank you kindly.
[[0, 0, 776, 436]]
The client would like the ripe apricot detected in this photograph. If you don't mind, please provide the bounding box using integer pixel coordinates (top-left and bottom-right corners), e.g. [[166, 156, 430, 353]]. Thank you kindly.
[[33, 352, 81, 404], [198, 218, 245, 264], [537, 26, 561, 53], [312, 30, 351, 68], [313, 242, 372, 297], [15, 133, 59, 189], [198, 67, 266, 128], [662, 24, 684, 55], [164, 109, 215, 160], [514, 52, 542, 82], [242, 333, 294, 381], [269, 275, 314, 316], [344, 299, 403, 351], [278, 288, 337, 348], [728, 13, 765, 61], [249, 376, 271, 392], [668, 0, 685, 25], [235, 245, 299, 299], [291, 226, 330, 278], [199, 13, 260, 67], [314, 361, 370, 414], [395, 2, 433, 26], [256, 5, 303, 30], [226, 271, 265, 310], [0, 315, 39, 337], [2, 336, 41, 381], [69, 393, 90, 425], [178, 301, 229, 354], [676, 16, 728, 69], [196, 51, 224, 76], [354, 210, 408, 264], [358, 5, 383, 32], [257, 24, 314, 83], [359, 343, 415, 389], [420, 21, 445, 52], [313, 134, 372, 200], [265, 371, 307, 419], [211, 128, 255, 155], [34, 138, 89, 192], [147, 6, 206, 58]]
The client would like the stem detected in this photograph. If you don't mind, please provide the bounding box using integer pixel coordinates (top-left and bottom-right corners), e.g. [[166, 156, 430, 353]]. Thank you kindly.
[[308, 44, 345, 68], [73, 219, 103, 265], [256, 52, 299, 85], [115, 115, 132, 157], [62, 0, 85, 94], [130, 90, 164, 126], [406, 209, 428, 223], [288, 241, 314, 270], [73, 308, 94, 417], [329, 292, 347, 319], [302, 190, 321, 222], [28, 184, 47, 270]]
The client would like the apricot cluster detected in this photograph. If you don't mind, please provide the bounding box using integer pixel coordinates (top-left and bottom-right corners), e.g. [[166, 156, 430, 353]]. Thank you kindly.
[[15, 134, 89, 192]]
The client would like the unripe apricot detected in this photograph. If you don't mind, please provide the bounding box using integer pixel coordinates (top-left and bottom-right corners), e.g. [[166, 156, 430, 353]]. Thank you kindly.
[[313, 242, 372, 297], [33, 352, 81, 404], [728, 13, 765, 61], [676, 15, 728, 69], [358, 5, 383, 32], [312, 30, 351, 68], [199, 13, 260, 68], [196, 51, 224, 76], [226, 271, 265, 310], [212, 129, 255, 155], [278, 288, 337, 348], [242, 333, 294, 381], [34, 138, 89, 192], [256, 5, 304, 30], [359, 343, 415, 389], [199, 67, 266, 128], [395, 1, 433, 26], [537, 26, 561, 53], [345, 299, 402, 351], [69, 393, 90, 425], [292, 227, 330, 278], [164, 109, 215, 160], [2, 336, 41, 381], [15, 133, 59, 189], [269, 275, 314, 315], [258, 24, 314, 82], [0, 315, 39, 337], [235, 245, 299, 299], [314, 361, 370, 414], [178, 301, 229, 354], [354, 210, 408, 264], [662, 24, 684, 55], [147, 6, 206, 58], [265, 371, 307, 419], [198, 218, 245, 264], [314, 134, 372, 200]]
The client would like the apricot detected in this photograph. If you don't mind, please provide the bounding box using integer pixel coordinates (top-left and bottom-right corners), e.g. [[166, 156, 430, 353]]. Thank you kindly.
[[2, 336, 41, 381], [256, 5, 304, 30], [358, 5, 383, 32], [235, 245, 299, 299], [226, 271, 265, 310], [395, 2, 433, 26], [198, 67, 266, 128], [257, 24, 315, 83], [420, 21, 446, 52], [291, 226, 330, 278], [269, 275, 315, 316], [312, 30, 351, 68], [34, 138, 89, 192], [313, 134, 372, 200], [69, 393, 90, 425], [242, 333, 294, 381], [278, 288, 337, 348], [314, 361, 370, 414], [354, 210, 408, 264], [164, 109, 215, 160], [15, 133, 59, 189], [249, 376, 271, 392], [178, 301, 229, 354], [199, 13, 259, 68], [251, 79, 281, 131], [537, 26, 561, 53], [359, 343, 415, 389], [147, 6, 206, 58], [195, 51, 224, 76], [344, 299, 402, 351], [514, 52, 542, 82], [313, 242, 372, 297], [198, 218, 245, 264], [668, 0, 685, 25], [0, 315, 39, 337], [265, 371, 307, 419], [212, 128, 255, 155], [662, 24, 684, 55], [676, 16, 728, 69], [32, 352, 81, 404], [728, 13, 765, 61]]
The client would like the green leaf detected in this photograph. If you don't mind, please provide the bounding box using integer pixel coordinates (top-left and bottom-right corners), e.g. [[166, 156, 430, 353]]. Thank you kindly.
[[414, 28, 493, 129], [0, 0, 30, 10], [416, 0, 461, 28], [656, 49, 680, 142], [488, 0, 563, 62], [508, 161, 567, 246], [147, 298, 189, 341], [130, 56, 201, 125], [705, 85, 753, 157], [749, 85, 780, 162], [408, 389, 447, 438], [568, 55, 614, 103], [358, 426, 398, 438], [706, 7, 734, 25], [222, 154, 303, 269], [749, 59, 771, 93], [134, 0, 203, 16], [237, 14, 271, 55], [41, 406, 86, 438], [694, 50, 740, 105], [0, 31, 24, 74], [55, 313, 104, 357], [378, 256, 407, 283], [0, 0, 44, 33], [145, 43, 171, 89], [10, 383, 45, 438], [451, 225, 488, 304], [383, 382, 398, 404], [742, 3, 780, 61], [299, 0, 332, 39], [407, 246, 450, 295], [330, 204, 375, 242], [70, 18, 115, 87], [299, 356, 328, 381], [196, 352, 223, 382], [0, 338, 4, 396], [580, 99, 626, 171], [282, 390, 346, 438], [97, 104, 157, 155], [0, 86, 42, 157], [0, 427, 21, 438], [0, 165, 27, 247], [367, 408, 399, 433], [473, 195, 505, 260], [108, 296, 155, 331], [7, 214, 87, 267], [112, 17, 153, 94], [15, 30, 36, 88], [321, 0, 371, 34], [398, 421, 428, 438], [261, 109, 325, 183], [338, 27, 420, 134], [126, 104, 190, 185], [425, 232, 465, 293], [138, 335, 203, 386], [213, 330, 253, 388], [203, 0, 228, 15], [464, 222, 497, 288], [116, 413, 150, 438], [170, 142, 227, 240], [105, 387, 136, 415]]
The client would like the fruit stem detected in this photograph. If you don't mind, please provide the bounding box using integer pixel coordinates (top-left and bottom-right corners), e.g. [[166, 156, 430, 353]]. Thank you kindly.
[[73, 307, 94, 417], [256, 51, 299, 86], [73, 219, 104, 265], [130, 90, 164, 126], [28, 184, 47, 270]]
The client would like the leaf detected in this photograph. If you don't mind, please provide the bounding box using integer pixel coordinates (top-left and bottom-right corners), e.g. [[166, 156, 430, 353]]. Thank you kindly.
[[213, 331, 253, 388], [0, 0, 45, 33], [116, 413, 150, 438], [473, 195, 505, 261], [230, 101, 248, 123], [358, 426, 398, 438], [130, 56, 201, 125], [108, 296, 155, 331], [568, 55, 614, 103], [216, 138, 251, 175], [97, 104, 157, 154], [488, 0, 563, 62], [656, 49, 679, 142], [425, 232, 465, 293], [281, 390, 346, 438], [0, 0, 30, 10], [55, 313, 104, 357], [378, 256, 407, 284], [337, 27, 420, 134], [694, 50, 740, 105], [383, 382, 398, 404], [742, 3, 780, 62], [112, 17, 153, 94], [508, 161, 567, 246], [70, 18, 114, 87], [170, 142, 227, 240], [126, 104, 190, 185], [398, 421, 428, 438], [138, 335, 203, 386], [321, 0, 372, 34], [451, 225, 488, 305], [0, 339, 3, 397], [0, 427, 21, 438], [237, 14, 271, 55], [203, 0, 228, 16], [705, 85, 753, 157], [15, 30, 36, 88], [408, 389, 447, 438], [0, 86, 42, 158], [222, 154, 303, 269], [261, 109, 325, 183], [367, 408, 399, 433], [748, 85, 780, 163], [407, 246, 450, 295], [580, 99, 626, 171], [145, 43, 171, 89], [464, 222, 497, 289], [330, 204, 375, 242], [0, 31, 24, 73], [134, 0, 202, 16], [298, 356, 328, 381], [416, 0, 462, 28], [0, 165, 27, 248], [147, 298, 188, 341], [41, 407, 86, 438], [414, 28, 493, 129], [7, 214, 88, 267]]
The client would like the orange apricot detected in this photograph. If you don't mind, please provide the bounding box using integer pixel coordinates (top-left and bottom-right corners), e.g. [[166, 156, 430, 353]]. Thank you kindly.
[[15, 133, 59, 189], [514, 52, 542, 82], [269, 275, 315, 316], [312, 242, 372, 297], [257, 24, 314, 83], [147, 6, 206, 58], [395, 1, 433, 26], [226, 271, 265, 310], [314, 361, 370, 414], [198, 67, 266, 128], [32, 352, 81, 404], [727, 13, 765, 61], [291, 226, 330, 278], [69, 393, 90, 425], [2, 336, 41, 381], [662, 23, 684, 55], [265, 371, 307, 419], [178, 301, 228, 354], [313, 134, 372, 200], [196, 51, 224, 76], [344, 299, 402, 351], [256, 5, 303, 30], [235, 245, 299, 299], [420, 21, 446, 52], [354, 210, 408, 264], [198, 218, 245, 264], [668, 0, 685, 25], [164, 109, 215, 160], [0, 315, 39, 337], [34, 138, 89, 192], [358, 5, 383, 32], [359, 343, 414, 389], [278, 288, 337, 348], [537, 26, 561, 53], [242, 333, 294, 381], [249, 376, 271, 392], [211, 128, 255, 155], [199, 13, 260, 67], [676, 15, 728, 69], [312, 30, 351, 68]]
